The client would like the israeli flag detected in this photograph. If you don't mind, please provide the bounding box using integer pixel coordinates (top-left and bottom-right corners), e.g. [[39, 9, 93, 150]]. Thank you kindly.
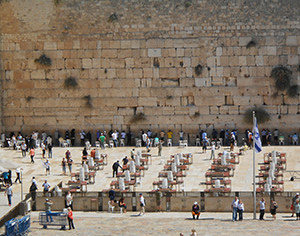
[[253, 117, 262, 153]]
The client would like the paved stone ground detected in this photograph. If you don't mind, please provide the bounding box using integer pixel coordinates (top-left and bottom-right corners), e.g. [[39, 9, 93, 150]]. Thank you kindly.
[[1, 145, 300, 235], [26, 212, 300, 236]]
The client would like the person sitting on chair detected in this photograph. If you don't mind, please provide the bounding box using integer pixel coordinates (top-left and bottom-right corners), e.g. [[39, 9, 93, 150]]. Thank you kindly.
[[192, 201, 200, 220], [118, 197, 127, 213]]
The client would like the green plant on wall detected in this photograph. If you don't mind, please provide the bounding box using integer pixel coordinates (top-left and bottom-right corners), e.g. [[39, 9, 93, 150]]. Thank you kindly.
[[194, 64, 203, 76], [287, 85, 299, 98], [83, 95, 92, 108], [26, 96, 33, 102], [184, 0, 192, 8], [130, 113, 146, 123], [64, 77, 79, 89], [244, 107, 270, 124], [270, 65, 298, 97], [246, 40, 256, 49], [108, 13, 118, 23], [34, 54, 52, 66]]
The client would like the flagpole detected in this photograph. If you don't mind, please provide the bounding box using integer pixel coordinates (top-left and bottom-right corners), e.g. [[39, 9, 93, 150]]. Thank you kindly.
[[253, 111, 256, 219]]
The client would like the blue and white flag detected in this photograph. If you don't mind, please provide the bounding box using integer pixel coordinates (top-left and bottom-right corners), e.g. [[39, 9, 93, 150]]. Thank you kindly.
[[253, 117, 262, 153]]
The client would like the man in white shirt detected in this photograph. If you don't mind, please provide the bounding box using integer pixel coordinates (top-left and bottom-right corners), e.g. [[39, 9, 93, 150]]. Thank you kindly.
[[259, 198, 265, 220], [112, 131, 118, 147], [139, 193, 145, 216], [231, 196, 239, 221]]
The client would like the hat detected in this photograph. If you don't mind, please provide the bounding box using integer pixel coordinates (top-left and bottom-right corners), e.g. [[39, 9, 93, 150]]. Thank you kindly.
[[139, 193, 142, 195], [297, 193, 299, 195], [46, 198, 49, 201], [194, 201, 198, 205]]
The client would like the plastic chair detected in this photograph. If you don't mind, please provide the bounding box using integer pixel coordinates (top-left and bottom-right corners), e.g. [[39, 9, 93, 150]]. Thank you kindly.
[[108, 201, 115, 213]]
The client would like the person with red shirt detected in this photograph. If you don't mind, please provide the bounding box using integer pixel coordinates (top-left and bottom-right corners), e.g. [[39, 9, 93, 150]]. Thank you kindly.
[[67, 207, 75, 230]]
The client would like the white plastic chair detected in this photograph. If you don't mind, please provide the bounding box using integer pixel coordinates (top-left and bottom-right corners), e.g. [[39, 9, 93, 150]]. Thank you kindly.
[[108, 201, 115, 213]]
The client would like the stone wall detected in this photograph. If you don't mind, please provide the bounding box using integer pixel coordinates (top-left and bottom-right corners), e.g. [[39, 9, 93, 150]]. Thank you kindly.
[[0, 0, 300, 140]]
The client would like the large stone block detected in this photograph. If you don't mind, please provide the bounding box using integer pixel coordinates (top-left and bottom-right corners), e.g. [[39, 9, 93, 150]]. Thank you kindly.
[[148, 48, 161, 57], [44, 42, 57, 50]]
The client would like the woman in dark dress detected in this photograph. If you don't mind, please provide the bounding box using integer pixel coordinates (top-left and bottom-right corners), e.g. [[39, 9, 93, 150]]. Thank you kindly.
[[270, 199, 278, 220]]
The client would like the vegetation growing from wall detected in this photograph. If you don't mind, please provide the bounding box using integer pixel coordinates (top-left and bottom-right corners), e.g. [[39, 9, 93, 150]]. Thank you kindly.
[[108, 13, 118, 23], [130, 113, 146, 123], [244, 107, 270, 124], [34, 54, 52, 66], [246, 40, 256, 49], [194, 64, 203, 76], [271, 65, 298, 98], [64, 77, 79, 89], [83, 95, 92, 108]]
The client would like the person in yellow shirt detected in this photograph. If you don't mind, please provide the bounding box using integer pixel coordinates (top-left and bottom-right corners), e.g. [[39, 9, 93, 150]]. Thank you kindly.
[[167, 130, 173, 139]]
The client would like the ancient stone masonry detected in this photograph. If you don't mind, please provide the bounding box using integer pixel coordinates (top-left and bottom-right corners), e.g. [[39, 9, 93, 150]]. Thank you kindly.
[[0, 0, 300, 142]]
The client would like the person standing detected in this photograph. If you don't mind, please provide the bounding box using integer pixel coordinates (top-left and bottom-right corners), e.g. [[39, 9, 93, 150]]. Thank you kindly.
[[291, 193, 299, 217], [42, 180, 51, 197], [158, 140, 163, 156], [270, 199, 278, 220], [65, 191, 73, 210], [210, 142, 215, 159], [21, 142, 27, 157], [67, 207, 75, 230], [294, 199, 300, 220], [30, 147, 35, 164], [126, 130, 132, 146], [48, 143, 52, 158], [237, 200, 244, 221], [160, 130, 165, 143], [156, 188, 162, 212], [99, 133, 106, 149], [68, 157, 73, 174], [192, 201, 200, 220], [112, 160, 123, 177], [231, 196, 239, 221], [45, 198, 53, 222], [112, 130, 118, 147], [139, 193, 145, 216], [4, 184, 13, 206], [29, 182, 38, 201], [108, 187, 115, 206], [259, 198, 266, 220], [44, 159, 51, 175], [14, 168, 22, 183], [80, 130, 86, 146], [62, 158, 67, 175]]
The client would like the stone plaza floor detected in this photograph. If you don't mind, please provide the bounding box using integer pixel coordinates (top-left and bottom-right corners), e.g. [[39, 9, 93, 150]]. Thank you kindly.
[[0, 144, 300, 235], [27, 211, 300, 235]]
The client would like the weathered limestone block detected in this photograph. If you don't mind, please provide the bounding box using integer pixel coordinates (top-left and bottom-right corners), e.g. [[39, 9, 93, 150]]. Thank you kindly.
[[266, 46, 277, 55], [113, 115, 124, 125], [117, 108, 135, 116], [148, 48, 161, 57], [180, 78, 195, 87], [138, 97, 157, 106], [44, 42, 57, 50], [66, 59, 81, 69], [174, 107, 189, 115], [238, 37, 252, 46], [31, 70, 45, 80], [144, 107, 163, 116], [102, 49, 117, 58], [286, 36, 297, 45], [84, 117, 113, 125], [82, 58, 92, 69]]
